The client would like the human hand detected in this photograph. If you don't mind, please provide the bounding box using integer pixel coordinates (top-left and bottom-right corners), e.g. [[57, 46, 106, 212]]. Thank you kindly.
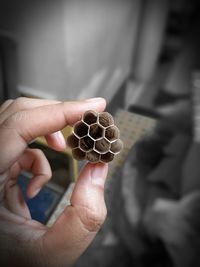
[[0, 97, 108, 267]]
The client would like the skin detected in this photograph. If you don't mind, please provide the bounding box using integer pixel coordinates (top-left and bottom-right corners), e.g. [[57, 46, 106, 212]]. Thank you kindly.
[[0, 97, 108, 267]]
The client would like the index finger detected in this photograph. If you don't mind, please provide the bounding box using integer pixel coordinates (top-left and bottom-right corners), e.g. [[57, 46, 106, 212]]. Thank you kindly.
[[0, 97, 106, 172]]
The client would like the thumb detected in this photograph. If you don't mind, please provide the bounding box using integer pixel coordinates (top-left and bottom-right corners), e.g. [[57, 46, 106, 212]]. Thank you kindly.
[[42, 162, 108, 267]]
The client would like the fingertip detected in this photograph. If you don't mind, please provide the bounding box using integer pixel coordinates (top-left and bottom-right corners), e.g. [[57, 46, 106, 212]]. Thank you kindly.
[[26, 187, 41, 199], [45, 131, 67, 151], [85, 97, 106, 105], [70, 162, 108, 207], [90, 162, 108, 187], [78, 162, 108, 188], [83, 97, 107, 112]]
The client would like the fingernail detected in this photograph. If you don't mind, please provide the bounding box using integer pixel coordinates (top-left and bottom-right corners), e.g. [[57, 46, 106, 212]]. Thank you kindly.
[[85, 97, 104, 102], [52, 131, 66, 148], [91, 163, 108, 187], [31, 187, 41, 198]]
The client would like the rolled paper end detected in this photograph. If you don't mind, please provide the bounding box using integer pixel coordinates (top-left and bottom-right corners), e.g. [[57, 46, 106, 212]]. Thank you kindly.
[[68, 110, 123, 163]]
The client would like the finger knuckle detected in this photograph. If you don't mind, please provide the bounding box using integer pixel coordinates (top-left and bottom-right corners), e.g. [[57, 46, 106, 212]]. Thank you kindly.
[[32, 148, 45, 157], [0, 99, 13, 109], [78, 205, 107, 232], [8, 111, 28, 125], [44, 164, 52, 179], [0, 100, 13, 117], [14, 97, 28, 109], [29, 148, 52, 178], [1, 111, 33, 141], [43, 172, 52, 182]]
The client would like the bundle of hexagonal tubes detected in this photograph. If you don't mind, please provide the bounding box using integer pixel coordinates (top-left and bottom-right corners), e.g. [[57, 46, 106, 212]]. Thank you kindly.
[[67, 110, 123, 163]]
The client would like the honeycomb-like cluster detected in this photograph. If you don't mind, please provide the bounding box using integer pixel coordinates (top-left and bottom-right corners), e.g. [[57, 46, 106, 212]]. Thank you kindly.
[[67, 110, 123, 163]]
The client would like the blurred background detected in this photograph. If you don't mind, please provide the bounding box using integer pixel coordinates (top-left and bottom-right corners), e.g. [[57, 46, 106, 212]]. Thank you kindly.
[[0, 0, 200, 266]]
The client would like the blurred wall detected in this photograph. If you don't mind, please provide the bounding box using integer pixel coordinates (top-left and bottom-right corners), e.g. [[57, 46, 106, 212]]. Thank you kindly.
[[0, 0, 141, 101]]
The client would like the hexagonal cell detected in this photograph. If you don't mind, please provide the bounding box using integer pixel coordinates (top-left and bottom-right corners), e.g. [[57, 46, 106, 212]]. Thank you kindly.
[[98, 112, 114, 127], [110, 139, 123, 154], [72, 148, 86, 161], [105, 125, 119, 142], [95, 138, 110, 154], [89, 124, 104, 140], [100, 152, 114, 163], [69, 110, 123, 163], [86, 151, 100, 163], [80, 136, 94, 152], [67, 134, 79, 149], [83, 110, 98, 125], [74, 121, 88, 137]]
